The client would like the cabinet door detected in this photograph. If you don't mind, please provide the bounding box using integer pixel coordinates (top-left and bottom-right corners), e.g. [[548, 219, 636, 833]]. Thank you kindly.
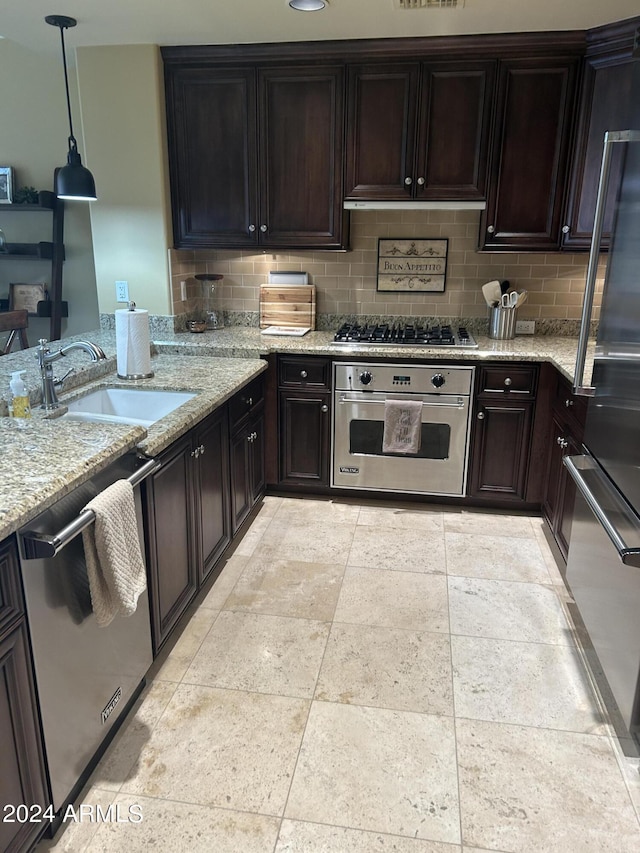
[[562, 51, 634, 249], [258, 66, 346, 248], [0, 623, 48, 853], [279, 391, 331, 486], [481, 57, 579, 250], [143, 436, 197, 652], [165, 66, 258, 248], [195, 408, 230, 584], [249, 412, 266, 504], [418, 61, 495, 200], [345, 63, 420, 199], [469, 400, 534, 500], [230, 424, 252, 534]]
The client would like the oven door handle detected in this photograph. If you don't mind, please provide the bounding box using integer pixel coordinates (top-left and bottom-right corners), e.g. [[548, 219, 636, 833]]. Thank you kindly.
[[337, 394, 466, 409], [20, 457, 161, 560]]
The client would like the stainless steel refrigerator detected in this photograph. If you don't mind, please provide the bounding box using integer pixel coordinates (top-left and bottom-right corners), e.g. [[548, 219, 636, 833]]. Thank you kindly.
[[565, 51, 640, 757]]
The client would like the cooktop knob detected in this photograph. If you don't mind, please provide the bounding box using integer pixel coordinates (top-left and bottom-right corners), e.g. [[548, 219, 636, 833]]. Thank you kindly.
[[431, 373, 445, 388], [359, 371, 373, 385]]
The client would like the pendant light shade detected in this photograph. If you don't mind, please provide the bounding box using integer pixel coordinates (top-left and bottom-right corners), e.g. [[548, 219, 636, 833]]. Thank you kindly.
[[46, 15, 97, 201]]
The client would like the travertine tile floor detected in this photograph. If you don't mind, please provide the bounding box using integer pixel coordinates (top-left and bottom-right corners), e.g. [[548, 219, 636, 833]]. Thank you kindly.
[[40, 497, 640, 852]]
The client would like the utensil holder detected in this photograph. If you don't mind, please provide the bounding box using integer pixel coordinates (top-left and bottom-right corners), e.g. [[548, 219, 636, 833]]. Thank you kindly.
[[489, 305, 517, 340]]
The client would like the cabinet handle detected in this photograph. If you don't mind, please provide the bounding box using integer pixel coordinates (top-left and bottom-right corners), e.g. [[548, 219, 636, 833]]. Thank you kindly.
[[300, 370, 308, 379], [487, 225, 495, 234], [477, 411, 485, 420], [260, 224, 267, 233], [191, 448, 199, 458], [416, 177, 425, 186], [248, 224, 256, 233], [321, 404, 328, 413], [565, 399, 574, 407], [504, 378, 512, 387], [199, 444, 205, 455], [404, 177, 413, 186], [557, 437, 569, 449], [247, 434, 253, 443], [247, 397, 253, 407], [562, 225, 570, 234]]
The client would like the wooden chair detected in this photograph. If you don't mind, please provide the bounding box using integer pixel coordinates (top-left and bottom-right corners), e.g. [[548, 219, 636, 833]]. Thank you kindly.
[[0, 310, 30, 355]]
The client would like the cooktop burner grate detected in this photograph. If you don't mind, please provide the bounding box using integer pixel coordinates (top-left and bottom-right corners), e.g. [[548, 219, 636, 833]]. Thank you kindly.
[[333, 323, 477, 348]]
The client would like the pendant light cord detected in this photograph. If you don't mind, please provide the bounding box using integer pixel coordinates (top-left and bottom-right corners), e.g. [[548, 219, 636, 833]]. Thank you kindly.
[[56, 22, 77, 149]]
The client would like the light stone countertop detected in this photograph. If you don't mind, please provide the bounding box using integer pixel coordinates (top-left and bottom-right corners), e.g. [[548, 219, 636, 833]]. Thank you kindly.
[[0, 326, 593, 542]]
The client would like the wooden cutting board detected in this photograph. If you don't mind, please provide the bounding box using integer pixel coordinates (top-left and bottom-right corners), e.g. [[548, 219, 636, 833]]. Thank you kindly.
[[259, 284, 316, 329]]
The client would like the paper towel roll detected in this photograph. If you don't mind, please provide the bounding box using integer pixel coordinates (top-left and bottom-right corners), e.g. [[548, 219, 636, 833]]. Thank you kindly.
[[115, 308, 154, 379]]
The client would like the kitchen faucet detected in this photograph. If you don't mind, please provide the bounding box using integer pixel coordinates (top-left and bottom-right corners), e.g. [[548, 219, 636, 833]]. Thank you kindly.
[[36, 338, 107, 410]]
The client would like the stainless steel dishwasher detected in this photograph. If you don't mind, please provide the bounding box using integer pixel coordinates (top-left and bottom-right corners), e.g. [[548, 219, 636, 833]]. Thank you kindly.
[[17, 453, 159, 815]]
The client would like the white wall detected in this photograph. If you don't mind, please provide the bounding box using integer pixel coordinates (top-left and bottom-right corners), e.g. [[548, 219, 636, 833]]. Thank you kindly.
[[0, 39, 99, 340], [76, 44, 173, 316]]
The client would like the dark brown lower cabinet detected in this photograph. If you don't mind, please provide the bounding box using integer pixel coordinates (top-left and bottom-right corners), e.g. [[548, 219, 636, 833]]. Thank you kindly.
[[468, 400, 534, 500], [279, 390, 331, 486], [0, 537, 48, 853], [143, 406, 230, 653], [230, 410, 265, 534]]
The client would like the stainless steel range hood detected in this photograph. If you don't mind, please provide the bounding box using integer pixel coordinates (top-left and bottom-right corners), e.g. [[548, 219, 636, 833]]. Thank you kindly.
[[343, 200, 486, 210]]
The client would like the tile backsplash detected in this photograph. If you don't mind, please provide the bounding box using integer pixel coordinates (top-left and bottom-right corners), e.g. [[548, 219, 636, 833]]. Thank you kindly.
[[169, 210, 604, 333]]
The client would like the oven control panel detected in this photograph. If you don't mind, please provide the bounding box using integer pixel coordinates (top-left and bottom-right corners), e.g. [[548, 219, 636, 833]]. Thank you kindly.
[[335, 363, 474, 396]]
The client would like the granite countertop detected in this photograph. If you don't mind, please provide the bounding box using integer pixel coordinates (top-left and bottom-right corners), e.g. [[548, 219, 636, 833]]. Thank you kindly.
[[0, 325, 593, 542]]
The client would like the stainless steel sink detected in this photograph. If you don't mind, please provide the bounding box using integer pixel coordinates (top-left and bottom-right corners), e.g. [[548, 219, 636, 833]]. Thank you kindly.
[[60, 387, 197, 427]]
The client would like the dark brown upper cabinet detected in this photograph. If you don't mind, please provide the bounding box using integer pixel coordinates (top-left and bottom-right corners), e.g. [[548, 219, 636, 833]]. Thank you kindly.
[[561, 18, 638, 250], [480, 57, 580, 251], [164, 63, 347, 250], [345, 61, 495, 200]]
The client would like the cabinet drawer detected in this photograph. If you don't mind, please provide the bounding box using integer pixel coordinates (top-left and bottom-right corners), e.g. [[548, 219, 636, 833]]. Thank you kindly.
[[229, 376, 265, 429], [553, 373, 588, 431], [477, 364, 538, 397], [279, 357, 331, 390]]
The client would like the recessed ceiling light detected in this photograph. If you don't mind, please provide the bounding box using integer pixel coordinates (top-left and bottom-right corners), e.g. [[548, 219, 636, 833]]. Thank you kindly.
[[289, 0, 328, 11]]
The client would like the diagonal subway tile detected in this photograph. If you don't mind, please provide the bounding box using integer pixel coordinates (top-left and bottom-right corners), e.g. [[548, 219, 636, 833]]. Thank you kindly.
[[456, 718, 640, 852], [445, 531, 551, 583], [448, 576, 574, 645], [119, 683, 308, 816], [275, 819, 462, 852], [334, 565, 449, 633], [224, 554, 345, 620], [87, 794, 280, 852], [348, 524, 446, 573], [285, 701, 461, 844], [183, 611, 330, 698], [452, 634, 606, 734], [316, 622, 453, 715]]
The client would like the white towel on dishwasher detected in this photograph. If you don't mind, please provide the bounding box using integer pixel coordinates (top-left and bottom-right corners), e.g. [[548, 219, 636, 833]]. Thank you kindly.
[[382, 399, 423, 454], [82, 479, 147, 627]]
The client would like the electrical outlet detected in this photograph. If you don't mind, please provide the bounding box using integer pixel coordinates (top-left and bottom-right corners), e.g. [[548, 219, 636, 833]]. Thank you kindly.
[[515, 320, 535, 335], [115, 280, 129, 302], [180, 280, 187, 301]]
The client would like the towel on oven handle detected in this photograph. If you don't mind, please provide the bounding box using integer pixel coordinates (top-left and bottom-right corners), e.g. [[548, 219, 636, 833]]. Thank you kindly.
[[82, 479, 147, 627], [382, 399, 423, 455]]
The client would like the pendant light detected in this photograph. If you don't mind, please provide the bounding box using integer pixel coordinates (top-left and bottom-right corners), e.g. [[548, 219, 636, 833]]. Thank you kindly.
[[45, 15, 97, 201]]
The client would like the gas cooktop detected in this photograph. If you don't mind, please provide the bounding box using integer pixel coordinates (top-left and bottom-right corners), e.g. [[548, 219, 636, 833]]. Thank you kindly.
[[333, 322, 478, 348]]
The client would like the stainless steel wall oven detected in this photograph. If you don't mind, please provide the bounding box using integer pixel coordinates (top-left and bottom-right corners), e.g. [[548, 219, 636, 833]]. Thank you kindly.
[[332, 362, 475, 496]]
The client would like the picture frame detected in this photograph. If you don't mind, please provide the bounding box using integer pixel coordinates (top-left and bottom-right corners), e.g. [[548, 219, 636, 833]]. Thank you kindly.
[[9, 282, 48, 315], [377, 238, 449, 293], [0, 167, 14, 204]]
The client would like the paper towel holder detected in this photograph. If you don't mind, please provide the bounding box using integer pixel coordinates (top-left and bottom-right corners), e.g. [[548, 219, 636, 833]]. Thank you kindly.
[[116, 301, 155, 381]]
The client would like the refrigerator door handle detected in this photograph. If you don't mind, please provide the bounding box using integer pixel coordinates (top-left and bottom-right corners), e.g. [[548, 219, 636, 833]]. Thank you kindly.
[[564, 454, 640, 568], [573, 130, 640, 397]]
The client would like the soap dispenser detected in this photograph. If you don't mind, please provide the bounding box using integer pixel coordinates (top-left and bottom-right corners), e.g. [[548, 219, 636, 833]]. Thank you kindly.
[[9, 370, 32, 419]]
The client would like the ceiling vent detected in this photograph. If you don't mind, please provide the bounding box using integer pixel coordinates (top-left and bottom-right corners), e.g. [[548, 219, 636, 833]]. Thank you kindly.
[[394, 1, 465, 9]]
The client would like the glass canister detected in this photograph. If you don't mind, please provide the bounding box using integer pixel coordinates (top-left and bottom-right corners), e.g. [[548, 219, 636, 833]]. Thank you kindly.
[[194, 273, 224, 330]]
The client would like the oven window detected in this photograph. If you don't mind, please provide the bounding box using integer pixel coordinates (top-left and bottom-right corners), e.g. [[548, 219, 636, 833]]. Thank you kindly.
[[349, 419, 451, 459]]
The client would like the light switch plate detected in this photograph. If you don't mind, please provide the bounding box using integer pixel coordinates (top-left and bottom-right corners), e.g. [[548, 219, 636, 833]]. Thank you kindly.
[[515, 320, 535, 335]]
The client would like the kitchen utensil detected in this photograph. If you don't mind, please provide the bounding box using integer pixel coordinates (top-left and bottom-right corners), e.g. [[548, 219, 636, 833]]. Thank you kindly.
[[501, 291, 518, 308], [259, 284, 316, 329], [515, 290, 528, 308], [482, 280, 502, 307], [489, 306, 517, 339], [500, 280, 511, 295]]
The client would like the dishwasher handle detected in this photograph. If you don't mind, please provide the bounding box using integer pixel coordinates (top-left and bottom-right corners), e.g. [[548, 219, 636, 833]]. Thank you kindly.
[[564, 454, 640, 568], [21, 457, 161, 560]]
